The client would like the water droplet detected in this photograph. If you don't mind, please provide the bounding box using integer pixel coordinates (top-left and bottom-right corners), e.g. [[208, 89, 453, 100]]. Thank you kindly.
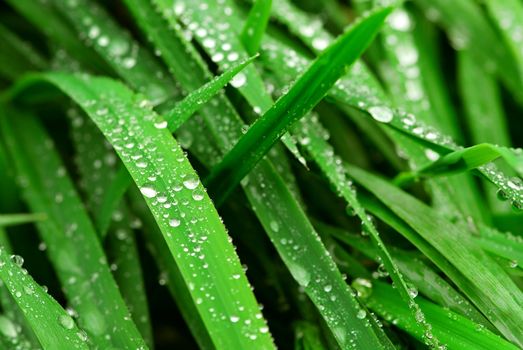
[[388, 10, 411, 31], [352, 278, 372, 299], [289, 263, 310, 287], [169, 218, 181, 228], [10, 255, 24, 267], [356, 309, 366, 319], [312, 37, 329, 51], [269, 221, 279, 232], [230, 315, 240, 323], [369, 106, 393, 123], [183, 177, 199, 190], [58, 315, 75, 330], [230, 73, 247, 88], [140, 186, 157, 198], [324, 284, 332, 293], [154, 120, 168, 129]]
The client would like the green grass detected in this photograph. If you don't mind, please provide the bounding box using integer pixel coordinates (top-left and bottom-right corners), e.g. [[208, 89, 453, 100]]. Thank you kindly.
[[0, 1, 522, 349]]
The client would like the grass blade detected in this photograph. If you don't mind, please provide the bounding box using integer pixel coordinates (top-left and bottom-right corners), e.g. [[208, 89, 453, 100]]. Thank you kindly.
[[0, 248, 89, 349], [367, 282, 519, 350], [0, 213, 45, 228], [205, 6, 393, 202], [346, 165, 523, 346], [8, 72, 275, 349], [0, 107, 146, 349], [240, 0, 272, 55]]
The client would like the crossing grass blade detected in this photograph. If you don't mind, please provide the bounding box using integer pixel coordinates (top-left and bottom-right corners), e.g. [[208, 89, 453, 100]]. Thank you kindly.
[[0, 247, 89, 349], [205, 6, 393, 202], [6, 72, 275, 349], [346, 165, 523, 347], [395, 144, 523, 185], [0, 213, 45, 228]]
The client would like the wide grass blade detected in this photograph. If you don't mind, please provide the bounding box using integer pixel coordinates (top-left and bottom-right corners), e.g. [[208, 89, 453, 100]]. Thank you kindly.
[[7, 72, 275, 349], [0, 247, 89, 349], [205, 6, 393, 202], [94, 56, 257, 235]]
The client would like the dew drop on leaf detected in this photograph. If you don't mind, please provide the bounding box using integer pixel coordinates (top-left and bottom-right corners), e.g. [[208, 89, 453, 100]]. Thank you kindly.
[[369, 106, 393, 123], [140, 185, 157, 198]]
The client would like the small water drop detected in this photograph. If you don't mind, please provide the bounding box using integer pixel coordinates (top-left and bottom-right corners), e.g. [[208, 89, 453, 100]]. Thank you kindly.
[[169, 219, 181, 228], [183, 177, 199, 190], [58, 315, 75, 330], [230, 73, 247, 88], [140, 185, 157, 198], [369, 106, 393, 123]]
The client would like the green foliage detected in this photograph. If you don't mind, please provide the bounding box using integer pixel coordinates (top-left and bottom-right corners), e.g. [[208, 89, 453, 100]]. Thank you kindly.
[[0, 1, 522, 349]]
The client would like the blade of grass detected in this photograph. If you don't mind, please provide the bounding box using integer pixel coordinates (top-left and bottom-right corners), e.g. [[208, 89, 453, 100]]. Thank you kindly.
[[290, 116, 441, 347], [8, 72, 275, 349], [205, 6, 393, 203], [95, 56, 257, 235], [395, 144, 523, 185], [4, 0, 108, 74], [320, 223, 489, 326], [366, 281, 519, 350], [0, 246, 89, 349], [68, 107, 152, 346], [240, 0, 272, 55], [0, 213, 45, 227], [0, 23, 46, 80], [127, 187, 215, 350], [346, 165, 523, 346], [50, 0, 177, 105], [0, 107, 147, 349], [412, 0, 523, 103]]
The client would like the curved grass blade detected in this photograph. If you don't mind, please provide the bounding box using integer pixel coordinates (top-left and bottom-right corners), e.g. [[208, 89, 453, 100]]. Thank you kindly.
[[68, 108, 152, 346], [8, 72, 275, 349], [0, 247, 89, 349], [95, 56, 257, 235], [0, 213, 45, 228], [206, 6, 393, 203], [240, 0, 273, 55], [0, 107, 146, 349], [127, 187, 215, 350], [367, 282, 519, 350], [346, 165, 523, 346], [395, 144, 523, 185]]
